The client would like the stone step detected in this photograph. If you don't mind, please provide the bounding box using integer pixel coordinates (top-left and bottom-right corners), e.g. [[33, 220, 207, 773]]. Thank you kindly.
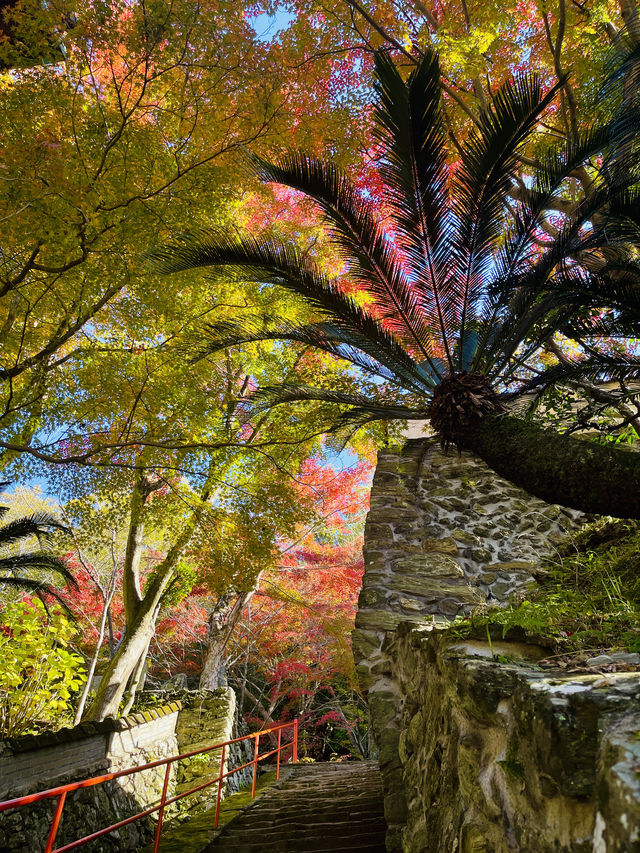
[[220, 819, 386, 834], [211, 832, 387, 852], [234, 810, 385, 823], [204, 761, 386, 853]]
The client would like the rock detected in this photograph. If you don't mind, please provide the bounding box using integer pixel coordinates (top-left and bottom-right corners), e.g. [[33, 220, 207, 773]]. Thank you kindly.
[[587, 654, 615, 667], [359, 587, 386, 607], [451, 528, 481, 546], [396, 597, 427, 613], [356, 610, 424, 632], [394, 553, 463, 577], [609, 652, 640, 664], [484, 561, 536, 572], [382, 627, 640, 852], [487, 580, 512, 599], [352, 629, 381, 662], [471, 548, 493, 563], [421, 536, 458, 554]]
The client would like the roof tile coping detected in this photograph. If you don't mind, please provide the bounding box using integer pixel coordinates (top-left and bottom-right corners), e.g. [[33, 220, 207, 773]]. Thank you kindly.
[[3, 701, 183, 754]]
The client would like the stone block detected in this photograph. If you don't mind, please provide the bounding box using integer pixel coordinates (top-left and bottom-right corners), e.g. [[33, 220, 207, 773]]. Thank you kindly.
[[451, 528, 481, 546], [356, 610, 423, 631], [358, 587, 386, 607], [389, 574, 481, 604], [394, 553, 463, 577], [484, 560, 535, 573], [421, 536, 459, 554], [352, 628, 382, 662]]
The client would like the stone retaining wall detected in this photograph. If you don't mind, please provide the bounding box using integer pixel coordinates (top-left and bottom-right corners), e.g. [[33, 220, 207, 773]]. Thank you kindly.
[[353, 438, 610, 851], [0, 687, 240, 853], [174, 686, 251, 803], [0, 703, 181, 853], [388, 625, 640, 852]]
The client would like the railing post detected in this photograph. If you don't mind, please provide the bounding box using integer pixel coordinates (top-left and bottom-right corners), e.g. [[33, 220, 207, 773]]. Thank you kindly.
[[276, 727, 282, 780], [153, 762, 172, 853], [44, 791, 67, 853], [251, 733, 260, 799], [214, 744, 226, 829], [293, 719, 298, 764]]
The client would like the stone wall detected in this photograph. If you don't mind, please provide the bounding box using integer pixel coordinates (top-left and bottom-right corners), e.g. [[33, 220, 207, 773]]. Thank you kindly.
[[174, 686, 251, 803], [0, 703, 181, 853], [388, 625, 640, 853], [0, 688, 241, 853], [353, 438, 619, 851]]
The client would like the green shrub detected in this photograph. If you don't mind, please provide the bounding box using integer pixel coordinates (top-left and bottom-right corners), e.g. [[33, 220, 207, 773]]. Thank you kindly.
[[457, 520, 640, 653], [0, 598, 86, 738]]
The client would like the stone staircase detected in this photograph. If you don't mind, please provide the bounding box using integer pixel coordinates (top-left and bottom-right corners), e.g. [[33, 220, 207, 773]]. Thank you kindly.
[[204, 761, 387, 852]]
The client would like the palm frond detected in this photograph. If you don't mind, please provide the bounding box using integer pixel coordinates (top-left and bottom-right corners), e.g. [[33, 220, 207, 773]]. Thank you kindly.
[[250, 383, 421, 413], [452, 73, 564, 367], [194, 316, 435, 395], [247, 152, 443, 371], [147, 231, 440, 383], [0, 513, 70, 548], [373, 50, 454, 363], [0, 553, 77, 587], [494, 123, 622, 292], [0, 576, 75, 615], [508, 354, 640, 398]]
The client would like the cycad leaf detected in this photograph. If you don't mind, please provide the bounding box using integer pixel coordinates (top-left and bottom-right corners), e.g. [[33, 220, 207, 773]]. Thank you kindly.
[[373, 50, 454, 363], [247, 151, 443, 369], [452, 73, 564, 368], [0, 514, 70, 548]]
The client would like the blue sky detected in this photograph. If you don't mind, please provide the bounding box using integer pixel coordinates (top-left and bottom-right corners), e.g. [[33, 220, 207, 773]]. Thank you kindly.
[[249, 8, 296, 42]]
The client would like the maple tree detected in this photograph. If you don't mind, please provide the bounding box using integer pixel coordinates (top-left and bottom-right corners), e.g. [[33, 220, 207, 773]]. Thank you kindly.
[[227, 463, 371, 757], [233, 582, 369, 760], [3, 0, 639, 735], [0, 0, 372, 473], [139, 457, 372, 754], [0, 0, 383, 721]]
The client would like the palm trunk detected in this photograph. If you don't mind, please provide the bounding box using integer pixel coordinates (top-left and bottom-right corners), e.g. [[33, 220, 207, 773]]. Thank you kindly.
[[465, 414, 640, 518]]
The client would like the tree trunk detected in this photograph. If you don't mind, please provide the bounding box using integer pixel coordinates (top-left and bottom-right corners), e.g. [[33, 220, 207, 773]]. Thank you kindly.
[[83, 468, 216, 721], [121, 635, 153, 716], [73, 589, 115, 724], [199, 586, 257, 691], [465, 414, 640, 518], [82, 604, 158, 720]]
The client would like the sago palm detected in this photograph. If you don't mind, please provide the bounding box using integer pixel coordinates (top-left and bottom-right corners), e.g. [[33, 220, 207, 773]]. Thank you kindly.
[[0, 483, 75, 603], [151, 48, 640, 518]]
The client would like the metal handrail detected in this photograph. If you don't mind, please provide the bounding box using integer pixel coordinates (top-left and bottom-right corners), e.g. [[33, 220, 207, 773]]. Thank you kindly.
[[0, 717, 299, 853]]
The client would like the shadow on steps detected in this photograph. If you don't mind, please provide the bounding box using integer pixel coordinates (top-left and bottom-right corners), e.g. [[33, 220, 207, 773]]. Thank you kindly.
[[204, 761, 387, 853], [137, 768, 288, 853]]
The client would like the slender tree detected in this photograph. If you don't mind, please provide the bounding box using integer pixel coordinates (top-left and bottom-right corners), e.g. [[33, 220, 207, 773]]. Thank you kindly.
[[151, 47, 640, 518]]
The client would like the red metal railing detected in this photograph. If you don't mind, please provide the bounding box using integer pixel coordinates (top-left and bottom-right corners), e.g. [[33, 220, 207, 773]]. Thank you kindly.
[[0, 718, 299, 853]]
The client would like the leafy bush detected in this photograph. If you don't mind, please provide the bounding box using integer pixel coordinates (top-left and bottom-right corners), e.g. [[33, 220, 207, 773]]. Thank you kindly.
[[0, 598, 86, 738]]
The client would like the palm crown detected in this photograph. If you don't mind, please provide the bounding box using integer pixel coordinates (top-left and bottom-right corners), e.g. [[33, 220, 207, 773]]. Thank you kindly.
[[151, 48, 640, 517]]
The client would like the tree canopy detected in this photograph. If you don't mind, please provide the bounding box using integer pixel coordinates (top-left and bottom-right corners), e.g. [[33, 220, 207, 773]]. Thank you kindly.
[[2, 0, 640, 731]]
